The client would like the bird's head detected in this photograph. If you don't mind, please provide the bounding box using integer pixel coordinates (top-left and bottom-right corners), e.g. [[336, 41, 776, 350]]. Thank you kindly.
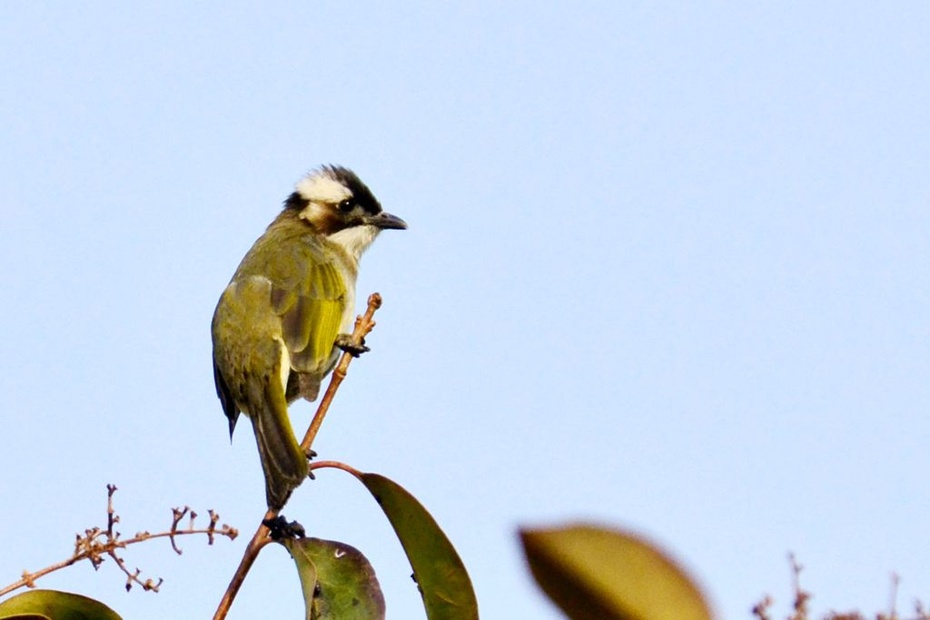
[[284, 165, 406, 258]]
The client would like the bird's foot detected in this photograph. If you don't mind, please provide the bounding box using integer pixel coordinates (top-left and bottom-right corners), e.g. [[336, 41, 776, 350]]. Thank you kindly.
[[335, 334, 370, 357], [263, 515, 306, 541]]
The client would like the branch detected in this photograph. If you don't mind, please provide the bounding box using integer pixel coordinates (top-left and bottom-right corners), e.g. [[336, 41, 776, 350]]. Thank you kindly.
[[309, 460, 363, 478], [300, 292, 383, 454], [212, 292, 384, 620], [0, 485, 237, 598]]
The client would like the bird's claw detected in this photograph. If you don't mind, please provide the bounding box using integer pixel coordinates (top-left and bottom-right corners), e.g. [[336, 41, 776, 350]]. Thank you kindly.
[[335, 334, 370, 358], [304, 449, 317, 479]]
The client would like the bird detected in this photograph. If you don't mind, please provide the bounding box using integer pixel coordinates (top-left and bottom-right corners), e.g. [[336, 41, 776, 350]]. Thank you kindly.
[[211, 165, 406, 509]]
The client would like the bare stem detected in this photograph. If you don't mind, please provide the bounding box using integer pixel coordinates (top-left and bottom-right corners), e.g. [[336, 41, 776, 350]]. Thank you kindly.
[[788, 553, 810, 620], [1, 557, 82, 599], [0, 487, 236, 598], [300, 292, 383, 454], [309, 460, 363, 479], [211, 510, 276, 620], [887, 572, 900, 620]]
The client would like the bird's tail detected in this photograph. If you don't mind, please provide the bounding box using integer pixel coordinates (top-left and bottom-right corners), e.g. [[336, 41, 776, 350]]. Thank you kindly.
[[249, 381, 309, 510]]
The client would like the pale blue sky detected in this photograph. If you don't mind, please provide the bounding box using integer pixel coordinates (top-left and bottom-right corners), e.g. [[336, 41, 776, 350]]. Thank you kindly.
[[2, 3, 929, 618]]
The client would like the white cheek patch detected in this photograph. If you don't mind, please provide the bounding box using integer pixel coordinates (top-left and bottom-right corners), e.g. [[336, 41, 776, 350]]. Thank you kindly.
[[296, 174, 352, 204], [297, 201, 330, 224], [328, 225, 380, 261]]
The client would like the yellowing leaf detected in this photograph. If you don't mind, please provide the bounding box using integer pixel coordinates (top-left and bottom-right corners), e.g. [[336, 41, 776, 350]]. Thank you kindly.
[[520, 524, 712, 620]]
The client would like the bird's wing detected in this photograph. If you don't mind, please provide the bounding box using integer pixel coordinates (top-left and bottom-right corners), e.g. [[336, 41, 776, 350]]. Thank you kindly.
[[211, 275, 309, 508], [272, 260, 346, 364], [256, 232, 348, 372], [213, 354, 238, 435]]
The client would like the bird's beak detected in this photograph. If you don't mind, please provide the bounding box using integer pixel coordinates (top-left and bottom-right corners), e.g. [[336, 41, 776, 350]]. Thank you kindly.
[[367, 211, 408, 230]]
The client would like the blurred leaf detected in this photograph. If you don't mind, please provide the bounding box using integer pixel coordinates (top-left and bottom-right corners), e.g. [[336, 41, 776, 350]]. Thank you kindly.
[[357, 473, 478, 620], [283, 537, 385, 620], [0, 590, 122, 620], [520, 524, 712, 620]]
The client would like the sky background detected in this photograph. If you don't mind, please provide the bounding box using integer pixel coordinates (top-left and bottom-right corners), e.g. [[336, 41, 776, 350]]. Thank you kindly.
[[2, 3, 929, 619]]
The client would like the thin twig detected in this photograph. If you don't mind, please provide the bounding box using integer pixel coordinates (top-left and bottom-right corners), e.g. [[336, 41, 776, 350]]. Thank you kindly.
[[207, 510, 220, 545], [211, 509, 277, 620], [789, 553, 810, 620], [212, 293, 384, 620], [300, 292, 383, 454], [106, 484, 119, 535], [170, 507, 189, 555], [751, 595, 773, 620], [0, 487, 236, 598], [309, 460, 363, 478], [887, 572, 900, 620]]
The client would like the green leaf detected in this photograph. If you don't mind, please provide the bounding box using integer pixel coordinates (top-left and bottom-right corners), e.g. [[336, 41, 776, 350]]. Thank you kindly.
[[520, 524, 713, 620], [357, 473, 478, 620], [283, 537, 385, 620], [0, 590, 122, 620], [284, 537, 319, 619]]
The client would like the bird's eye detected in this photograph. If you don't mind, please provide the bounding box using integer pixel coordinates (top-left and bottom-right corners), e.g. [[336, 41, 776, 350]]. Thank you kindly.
[[338, 199, 354, 213]]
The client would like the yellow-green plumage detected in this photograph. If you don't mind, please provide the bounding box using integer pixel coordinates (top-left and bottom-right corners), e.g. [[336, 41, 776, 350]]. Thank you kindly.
[[212, 165, 405, 510], [212, 211, 351, 509]]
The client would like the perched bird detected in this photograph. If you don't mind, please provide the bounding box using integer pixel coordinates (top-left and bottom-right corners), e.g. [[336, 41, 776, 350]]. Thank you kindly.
[[212, 166, 406, 509]]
